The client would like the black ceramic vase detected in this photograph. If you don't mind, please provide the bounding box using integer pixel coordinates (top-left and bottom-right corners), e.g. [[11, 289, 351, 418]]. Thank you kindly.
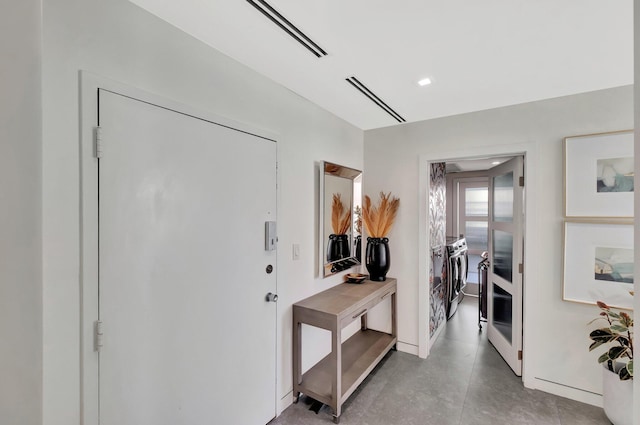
[[365, 237, 390, 281], [327, 234, 350, 262], [355, 235, 362, 263]]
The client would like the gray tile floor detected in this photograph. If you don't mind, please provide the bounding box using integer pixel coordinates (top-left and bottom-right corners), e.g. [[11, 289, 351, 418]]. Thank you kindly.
[[270, 296, 610, 425]]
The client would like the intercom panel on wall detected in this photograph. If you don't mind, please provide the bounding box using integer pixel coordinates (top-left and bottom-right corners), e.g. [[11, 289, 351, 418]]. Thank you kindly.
[[265, 221, 277, 251]]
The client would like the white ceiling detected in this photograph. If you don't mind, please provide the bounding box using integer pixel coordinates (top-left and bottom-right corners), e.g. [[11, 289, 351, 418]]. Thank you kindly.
[[128, 0, 633, 130]]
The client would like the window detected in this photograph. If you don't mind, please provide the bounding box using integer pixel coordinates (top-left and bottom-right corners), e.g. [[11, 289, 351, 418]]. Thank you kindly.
[[455, 179, 489, 284]]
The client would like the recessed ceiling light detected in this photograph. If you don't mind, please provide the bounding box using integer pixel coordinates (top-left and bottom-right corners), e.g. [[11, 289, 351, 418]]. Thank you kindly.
[[417, 78, 432, 86], [492, 161, 501, 165]]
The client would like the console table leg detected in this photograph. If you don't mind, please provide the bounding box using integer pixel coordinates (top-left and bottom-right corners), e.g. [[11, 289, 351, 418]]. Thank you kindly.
[[293, 319, 302, 385], [331, 329, 342, 425]]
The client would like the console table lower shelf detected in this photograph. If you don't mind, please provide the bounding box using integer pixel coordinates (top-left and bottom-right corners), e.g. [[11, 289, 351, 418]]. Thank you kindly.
[[300, 329, 395, 402], [292, 279, 397, 423]]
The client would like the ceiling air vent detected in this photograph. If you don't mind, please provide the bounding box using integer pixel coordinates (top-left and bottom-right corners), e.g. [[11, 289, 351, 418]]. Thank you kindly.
[[246, 0, 328, 58], [345, 76, 406, 123]]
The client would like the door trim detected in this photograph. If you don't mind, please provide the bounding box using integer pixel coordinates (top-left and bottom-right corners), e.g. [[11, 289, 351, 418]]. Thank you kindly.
[[418, 142, 537, 389], [79, 71, 280, 424]]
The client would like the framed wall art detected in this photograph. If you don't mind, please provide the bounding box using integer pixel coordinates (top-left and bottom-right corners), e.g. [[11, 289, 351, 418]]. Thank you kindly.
[[564, 130, 634, 218], [563, 220, 634, 310]]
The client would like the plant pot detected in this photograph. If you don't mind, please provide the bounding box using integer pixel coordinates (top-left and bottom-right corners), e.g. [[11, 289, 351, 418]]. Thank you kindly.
[[602, 362, 633, 425], [327, 234, 350, 262], [355, 235, 362, 263], [365, 237, 390, 281]]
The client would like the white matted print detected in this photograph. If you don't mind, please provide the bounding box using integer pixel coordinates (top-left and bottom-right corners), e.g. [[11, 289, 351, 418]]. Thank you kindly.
[[563, 221, 634, 310], [564, 130, 634, 217]]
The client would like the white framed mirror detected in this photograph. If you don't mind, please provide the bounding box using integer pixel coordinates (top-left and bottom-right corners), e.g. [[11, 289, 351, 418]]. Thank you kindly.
[[318, 161, 362, 277]]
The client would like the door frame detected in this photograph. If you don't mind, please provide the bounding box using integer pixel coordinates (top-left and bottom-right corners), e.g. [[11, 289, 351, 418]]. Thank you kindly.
[[418, 142, 538, 390], [79, 71, 280, 424]]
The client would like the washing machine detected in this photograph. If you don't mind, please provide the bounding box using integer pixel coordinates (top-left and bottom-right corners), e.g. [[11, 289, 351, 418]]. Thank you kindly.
[[445, 236, 468, 319]]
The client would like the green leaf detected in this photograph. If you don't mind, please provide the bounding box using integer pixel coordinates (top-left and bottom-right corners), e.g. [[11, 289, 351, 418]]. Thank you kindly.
[[607, 346, 629, 361], [589, 329, 617, 345], [607, 311, 621, 319], [587, 317, 604, 325], [616, 336, 630, 347], [588, 340, 606, 352], [610, 324, 628, 333], [628, 360, 633, 377], [598, 352, 610, 363], [619, 366, 632, 380], [589, 328, 615, 339]]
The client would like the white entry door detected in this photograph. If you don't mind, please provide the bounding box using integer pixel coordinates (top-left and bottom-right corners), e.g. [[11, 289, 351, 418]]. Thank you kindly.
[[97, 89, 277, 424], [487, 156, 524, 376]]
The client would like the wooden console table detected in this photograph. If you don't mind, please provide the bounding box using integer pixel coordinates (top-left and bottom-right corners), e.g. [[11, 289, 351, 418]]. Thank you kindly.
[[292, 278, 397, 423]]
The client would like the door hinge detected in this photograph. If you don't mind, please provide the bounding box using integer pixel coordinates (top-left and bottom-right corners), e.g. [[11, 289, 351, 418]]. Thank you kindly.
[[518, 176, 524, 187], [518, 350, 523, 360], [518, 263, 523, 274], [94, 126, 103, 158], [95, 320, 104, 352]]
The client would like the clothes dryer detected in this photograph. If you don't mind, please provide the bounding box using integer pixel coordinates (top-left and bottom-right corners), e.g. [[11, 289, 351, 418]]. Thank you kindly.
[[445, 236, 468, 319]]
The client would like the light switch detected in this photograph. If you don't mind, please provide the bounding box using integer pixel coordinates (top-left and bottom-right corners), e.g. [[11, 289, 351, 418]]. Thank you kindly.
[[292, 244, 300, 260]]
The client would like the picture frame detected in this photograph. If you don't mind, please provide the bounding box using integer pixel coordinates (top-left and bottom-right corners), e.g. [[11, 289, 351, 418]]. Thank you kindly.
[[563, 220, 634, 310], [563, 130, 634, 218]]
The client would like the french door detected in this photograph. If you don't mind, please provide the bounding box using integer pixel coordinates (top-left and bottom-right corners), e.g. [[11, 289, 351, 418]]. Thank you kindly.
[[487, 156, 524, 376]]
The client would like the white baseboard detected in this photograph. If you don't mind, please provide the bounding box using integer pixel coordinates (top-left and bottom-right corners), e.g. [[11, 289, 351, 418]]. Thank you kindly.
[[429, 321, 446, 347], [396, 341, 419, 356], [532, 377, 603, 407], [277, 391, 294, 416]]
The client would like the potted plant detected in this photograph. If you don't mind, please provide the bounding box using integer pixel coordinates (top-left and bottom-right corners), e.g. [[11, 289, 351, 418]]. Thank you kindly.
[[362, 192, 399, 281], [326, 193, 351, 262], [588, 299, 633, 425]]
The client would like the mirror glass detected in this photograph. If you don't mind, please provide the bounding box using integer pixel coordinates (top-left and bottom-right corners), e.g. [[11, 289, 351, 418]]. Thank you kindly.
[[319, 161, 362, 277]]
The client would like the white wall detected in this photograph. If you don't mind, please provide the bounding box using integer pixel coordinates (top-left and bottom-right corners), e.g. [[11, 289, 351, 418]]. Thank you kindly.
[[0, 2, 43, 425], [364, 86, 633, 403], [633, 2, 639, 422], [41, 0, 362, 423]]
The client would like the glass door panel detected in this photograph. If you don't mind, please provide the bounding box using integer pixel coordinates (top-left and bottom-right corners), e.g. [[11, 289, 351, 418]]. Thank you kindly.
[[493, 172, 514, 222], [465, 221, 488, 251], [492, 283, 513, 343], [493, 229, 513, 283], [465, 187, 488, 216]]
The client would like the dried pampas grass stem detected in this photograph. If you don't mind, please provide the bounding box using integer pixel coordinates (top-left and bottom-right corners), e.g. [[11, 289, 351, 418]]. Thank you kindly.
[[362, 192, 399, 238], [331, 193, 351, 235]]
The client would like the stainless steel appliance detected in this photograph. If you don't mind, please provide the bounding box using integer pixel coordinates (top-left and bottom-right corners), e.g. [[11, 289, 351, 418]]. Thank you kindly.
[[445, 236, 468, 319]]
